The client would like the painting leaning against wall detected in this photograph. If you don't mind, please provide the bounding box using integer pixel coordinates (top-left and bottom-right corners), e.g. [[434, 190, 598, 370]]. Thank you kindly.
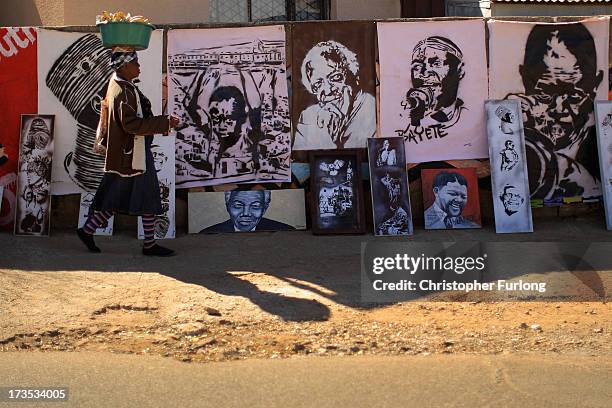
[[15, 114, 54, 236], [594, 101, 612, 230], [367, 137, 413, 236], [486, 99, 533, 234], [309, 149, 365, 234], [421, 168, 481, 230]]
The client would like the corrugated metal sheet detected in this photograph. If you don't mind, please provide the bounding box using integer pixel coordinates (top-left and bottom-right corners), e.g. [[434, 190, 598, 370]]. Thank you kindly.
[[492, 0, 611, 3]]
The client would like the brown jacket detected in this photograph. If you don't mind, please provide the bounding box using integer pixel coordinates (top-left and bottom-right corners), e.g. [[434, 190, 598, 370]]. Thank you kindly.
[[101, 76, 169, 177]]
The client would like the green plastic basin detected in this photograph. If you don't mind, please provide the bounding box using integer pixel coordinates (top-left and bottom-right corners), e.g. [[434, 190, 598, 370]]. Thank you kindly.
[[98, 21, 155, 50]]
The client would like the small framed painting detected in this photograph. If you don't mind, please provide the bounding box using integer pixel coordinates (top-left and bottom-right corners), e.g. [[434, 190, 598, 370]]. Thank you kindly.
[[309, 149, 365, 234]]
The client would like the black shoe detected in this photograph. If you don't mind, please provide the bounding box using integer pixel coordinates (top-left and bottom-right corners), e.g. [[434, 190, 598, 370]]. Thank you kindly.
[[77, 228, 101, 253], [142, 244, 175, 257]]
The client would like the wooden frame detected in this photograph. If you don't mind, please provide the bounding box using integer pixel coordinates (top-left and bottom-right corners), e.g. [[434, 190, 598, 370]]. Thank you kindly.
[[309, 149, 365, 234], [367, 136, 413, 236]]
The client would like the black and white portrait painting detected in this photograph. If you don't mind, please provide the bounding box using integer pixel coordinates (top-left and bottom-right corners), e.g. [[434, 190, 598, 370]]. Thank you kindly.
[[310, 150, 365, 234], [594, 101, 612, 230], [78, 192, 113, 236], [291, 22, 377, 150], [38, 29, 163, 195], [486, 100, 533, 233], [137, 135, 176, 239], [489, 18, 609, 200], [15, 114, 54, 236], [189, 189, 306, 233], [168, 26, 291, 188], [367, 137, 413, 236], [378, 20, 489, 162]]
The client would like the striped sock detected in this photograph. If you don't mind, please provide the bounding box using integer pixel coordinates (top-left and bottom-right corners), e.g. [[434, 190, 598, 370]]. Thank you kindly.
[[142, 214, 156, 249], [83, 210, 113, 235]]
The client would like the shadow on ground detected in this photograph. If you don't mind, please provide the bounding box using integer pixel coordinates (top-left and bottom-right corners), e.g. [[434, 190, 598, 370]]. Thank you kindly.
[[1, 215, 611, 321]]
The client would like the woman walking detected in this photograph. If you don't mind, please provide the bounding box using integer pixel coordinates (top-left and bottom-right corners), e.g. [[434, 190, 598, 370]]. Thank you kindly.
[[77, 50, 179, 256]]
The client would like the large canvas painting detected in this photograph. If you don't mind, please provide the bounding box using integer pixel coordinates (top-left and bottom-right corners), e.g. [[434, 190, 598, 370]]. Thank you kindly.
[[78, 192, 113, 236], [189, 189, 306, 233], [367, 137, 413, 236], [377, 20, 489, 163], [310, 149, 365, 234], [486, 100, 533, 233], [38, 29, 163, 195], [15, 114, 54, 236], [291, 21, 376, 150], [488, 18, 609, 200], [421, 168, 481, 230], [594, 101, 612, 230], [168, 26, 291, 188], [137, 135, 176, 239], [0, 27, 37, 230]]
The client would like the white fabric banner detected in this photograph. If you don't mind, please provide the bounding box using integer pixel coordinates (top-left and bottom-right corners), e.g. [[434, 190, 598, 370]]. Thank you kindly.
[[38, 29, 163, 196], [377, 20, 489, 163], [168, 26, 291, 188], [488, 18, 609, 200]]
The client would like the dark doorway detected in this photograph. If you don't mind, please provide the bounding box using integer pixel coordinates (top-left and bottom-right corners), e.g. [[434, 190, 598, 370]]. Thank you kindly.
[[401, 0, 445, 18]]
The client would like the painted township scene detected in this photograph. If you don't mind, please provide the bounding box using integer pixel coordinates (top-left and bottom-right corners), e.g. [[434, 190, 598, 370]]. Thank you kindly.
[[1, 1, 612, 407]]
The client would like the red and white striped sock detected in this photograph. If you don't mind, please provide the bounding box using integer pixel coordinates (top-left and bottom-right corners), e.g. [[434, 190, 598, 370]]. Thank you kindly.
[[142, 214, 156, 249], [83, 210, 113, 235]]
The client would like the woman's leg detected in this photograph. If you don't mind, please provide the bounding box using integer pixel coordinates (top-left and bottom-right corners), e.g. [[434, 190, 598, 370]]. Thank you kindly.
[[141, 214, 156, 249], [77, 210, 113, 253], [83, 210, 113, 235], [141, 214, 175, 257]]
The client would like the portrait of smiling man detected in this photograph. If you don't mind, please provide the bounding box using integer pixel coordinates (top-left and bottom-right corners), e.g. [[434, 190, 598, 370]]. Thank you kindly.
[[423, 171, 481, 229], [200, 190, 295, 233]]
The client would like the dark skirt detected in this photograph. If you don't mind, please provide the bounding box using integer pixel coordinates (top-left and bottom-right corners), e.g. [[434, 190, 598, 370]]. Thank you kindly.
[[90, 140, 162, 216]]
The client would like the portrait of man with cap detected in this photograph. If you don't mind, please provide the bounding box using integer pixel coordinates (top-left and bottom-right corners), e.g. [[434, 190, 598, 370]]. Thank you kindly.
[[400, 36, 466, 132], [76, 47, 180, 257]]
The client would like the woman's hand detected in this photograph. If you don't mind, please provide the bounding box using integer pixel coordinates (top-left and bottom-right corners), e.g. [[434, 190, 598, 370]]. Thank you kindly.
[[169, 115, 180, 129]]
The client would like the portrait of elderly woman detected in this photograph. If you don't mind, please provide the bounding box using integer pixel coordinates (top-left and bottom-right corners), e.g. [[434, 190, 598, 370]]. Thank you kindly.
[[293, 40, 376, 150]]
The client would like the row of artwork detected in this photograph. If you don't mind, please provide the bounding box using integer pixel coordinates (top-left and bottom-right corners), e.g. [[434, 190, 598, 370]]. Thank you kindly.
[[6, 97, 612, 236], [0, 18, 611, 234], [189, 91, 612, 236]]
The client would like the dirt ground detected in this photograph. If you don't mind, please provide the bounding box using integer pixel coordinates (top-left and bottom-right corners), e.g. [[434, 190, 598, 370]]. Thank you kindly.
[[1, 216, 611, 363]]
